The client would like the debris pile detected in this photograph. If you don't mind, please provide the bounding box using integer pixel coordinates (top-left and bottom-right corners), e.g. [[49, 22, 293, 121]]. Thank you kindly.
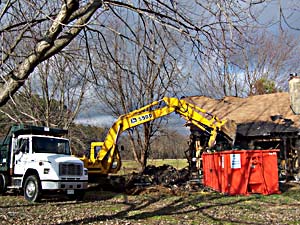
[[124, 164, 201, 195], [89, 164, 206, 195], [141, 164, 189, 185]]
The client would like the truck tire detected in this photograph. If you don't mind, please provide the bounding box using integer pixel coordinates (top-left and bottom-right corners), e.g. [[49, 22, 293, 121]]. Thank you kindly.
[[24, 175, 41, 202], [0, 173, 7, 195]]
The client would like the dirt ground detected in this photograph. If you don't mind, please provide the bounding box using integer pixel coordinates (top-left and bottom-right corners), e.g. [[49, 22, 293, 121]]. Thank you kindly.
[[1, 166, 300, 225]]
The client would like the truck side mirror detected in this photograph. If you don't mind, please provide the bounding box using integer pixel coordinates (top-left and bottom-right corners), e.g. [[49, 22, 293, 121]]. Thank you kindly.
[[14, 148, 21, 155]]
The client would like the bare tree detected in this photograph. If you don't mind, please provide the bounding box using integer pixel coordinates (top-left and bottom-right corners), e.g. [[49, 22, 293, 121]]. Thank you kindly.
[[1, 0, 295, 170], [0, 43, 91, 152], [193, 29, 300, 98], [1, 47, 89, 123], [89, 16, 188, 170], [251, 0, 300, 32], [0, 0, 102, 106], [240, 31, 300, 95], [151, 129, 188, 159], [0, 0, 269, 107]]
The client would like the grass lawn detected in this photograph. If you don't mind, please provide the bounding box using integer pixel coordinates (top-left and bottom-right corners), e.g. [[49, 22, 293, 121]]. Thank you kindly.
[[119, 158, 188, 174], [1, 182, 300, 225], [2, 160, 300, 224]]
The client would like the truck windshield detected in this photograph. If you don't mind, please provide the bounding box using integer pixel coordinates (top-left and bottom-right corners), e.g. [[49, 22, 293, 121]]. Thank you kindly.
[[32, 137, 71, 155]]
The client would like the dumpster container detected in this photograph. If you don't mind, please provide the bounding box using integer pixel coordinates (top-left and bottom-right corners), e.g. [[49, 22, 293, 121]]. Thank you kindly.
[[202, 149, 280, 195], [202, 153, 221, 192]]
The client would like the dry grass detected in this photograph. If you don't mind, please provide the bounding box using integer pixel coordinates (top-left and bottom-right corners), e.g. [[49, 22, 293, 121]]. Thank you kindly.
[[119, 159, 188, 175], [0, 182, 300, 225]]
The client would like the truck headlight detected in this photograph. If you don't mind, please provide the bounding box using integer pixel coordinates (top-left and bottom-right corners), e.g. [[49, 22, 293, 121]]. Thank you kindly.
[[44, 168, 50, 174], [84, 169, 88, 176]]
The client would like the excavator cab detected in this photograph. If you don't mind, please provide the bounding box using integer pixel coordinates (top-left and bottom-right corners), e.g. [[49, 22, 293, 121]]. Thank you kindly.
[[80, 141, 122, 181]]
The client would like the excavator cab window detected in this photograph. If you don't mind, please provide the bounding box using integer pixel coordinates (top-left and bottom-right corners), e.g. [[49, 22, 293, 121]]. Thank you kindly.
[[94, 146, 101, 159]]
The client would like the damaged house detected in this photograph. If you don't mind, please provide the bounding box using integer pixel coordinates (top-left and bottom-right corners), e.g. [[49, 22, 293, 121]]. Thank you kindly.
[[184, 74, 300, 180]]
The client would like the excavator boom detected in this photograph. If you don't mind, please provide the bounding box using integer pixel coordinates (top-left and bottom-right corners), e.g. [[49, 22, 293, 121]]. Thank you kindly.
[[78, 97, 237, 177]]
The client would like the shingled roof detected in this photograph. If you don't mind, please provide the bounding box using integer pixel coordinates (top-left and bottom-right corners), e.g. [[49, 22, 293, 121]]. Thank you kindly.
[[184, 92, 300, 136]]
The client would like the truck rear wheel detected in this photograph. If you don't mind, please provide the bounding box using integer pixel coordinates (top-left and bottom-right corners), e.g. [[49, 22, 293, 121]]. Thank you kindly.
[[24, 175, 41, 202], [0, 173, 7, 195]]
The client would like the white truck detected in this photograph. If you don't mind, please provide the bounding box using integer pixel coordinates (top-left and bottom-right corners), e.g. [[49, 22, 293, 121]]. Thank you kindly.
[[0, 124, 88, 202]]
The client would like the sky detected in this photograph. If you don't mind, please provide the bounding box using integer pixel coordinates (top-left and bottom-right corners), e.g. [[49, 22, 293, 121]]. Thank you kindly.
[[75, 97, 191, 135], [75, 114, 115, 127], [255, 0, 300, 35], [75, 0, 300, 132]]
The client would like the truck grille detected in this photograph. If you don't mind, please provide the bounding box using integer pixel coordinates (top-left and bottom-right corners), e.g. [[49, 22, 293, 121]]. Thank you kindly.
[[59, 163, 82, 176]]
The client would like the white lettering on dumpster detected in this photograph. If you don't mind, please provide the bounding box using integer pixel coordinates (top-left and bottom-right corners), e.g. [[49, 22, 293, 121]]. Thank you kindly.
[[230, 154, 241, 169]]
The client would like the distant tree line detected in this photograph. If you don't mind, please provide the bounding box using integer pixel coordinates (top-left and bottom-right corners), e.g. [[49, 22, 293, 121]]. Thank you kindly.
[[117, 129, 188, 160]]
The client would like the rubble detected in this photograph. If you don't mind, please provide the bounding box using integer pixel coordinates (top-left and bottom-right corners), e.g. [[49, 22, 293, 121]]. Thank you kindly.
[[123, 164, 204, 195], [88, 164, 207, 195], [126, 165, 189, 186]]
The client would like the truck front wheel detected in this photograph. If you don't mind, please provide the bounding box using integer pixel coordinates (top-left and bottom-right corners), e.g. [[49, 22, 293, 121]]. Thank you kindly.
[[24, 175, 41, 202], [0, 173, 7, 195]]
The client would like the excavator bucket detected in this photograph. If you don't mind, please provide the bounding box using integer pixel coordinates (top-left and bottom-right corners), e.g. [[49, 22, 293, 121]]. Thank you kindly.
[[219, 119, 237, 146]]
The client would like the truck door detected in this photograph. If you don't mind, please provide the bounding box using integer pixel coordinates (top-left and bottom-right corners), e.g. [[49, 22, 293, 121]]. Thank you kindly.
[[14, 138, 29, 175]]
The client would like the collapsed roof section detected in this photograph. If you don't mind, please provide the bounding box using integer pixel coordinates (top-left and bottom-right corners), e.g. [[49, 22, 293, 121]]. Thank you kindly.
[[237, 122, 298, 137], [183, 92, 300, 137]]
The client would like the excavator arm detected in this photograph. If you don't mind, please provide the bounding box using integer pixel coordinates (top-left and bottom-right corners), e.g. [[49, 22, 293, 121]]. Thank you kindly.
[[79, 97, 236, 176]]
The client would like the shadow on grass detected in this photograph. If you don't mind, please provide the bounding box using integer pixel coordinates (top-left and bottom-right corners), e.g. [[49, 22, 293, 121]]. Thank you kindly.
[[57, 191, 267, 225], [2, 182, 300, 224], [280, 181, 300, 201], [0, 187, 122, 209]]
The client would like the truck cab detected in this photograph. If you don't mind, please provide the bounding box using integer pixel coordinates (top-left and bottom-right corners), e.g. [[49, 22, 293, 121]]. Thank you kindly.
[[0, 124, 88, 202]]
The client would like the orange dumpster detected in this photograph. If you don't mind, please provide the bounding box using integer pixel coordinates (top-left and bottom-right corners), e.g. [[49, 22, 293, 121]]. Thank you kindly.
[[202, 150, 280, 195]]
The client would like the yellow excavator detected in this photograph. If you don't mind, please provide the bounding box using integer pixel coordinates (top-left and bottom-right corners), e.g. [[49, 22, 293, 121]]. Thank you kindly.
[[78, 97, 236, 178]]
